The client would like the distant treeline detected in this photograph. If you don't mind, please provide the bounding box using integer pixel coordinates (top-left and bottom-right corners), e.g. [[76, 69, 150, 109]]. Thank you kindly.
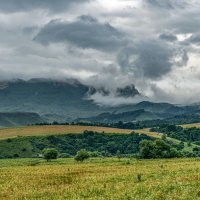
[[33, 114, 200, 130]]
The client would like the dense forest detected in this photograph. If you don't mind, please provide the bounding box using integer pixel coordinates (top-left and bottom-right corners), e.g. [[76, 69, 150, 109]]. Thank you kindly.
[[150, 125, 200, 146], [0, 131, 151, 158]]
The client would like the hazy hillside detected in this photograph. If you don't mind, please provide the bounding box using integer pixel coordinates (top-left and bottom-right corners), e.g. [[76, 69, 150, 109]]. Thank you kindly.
[[0, 112, 44, 127], [0, 79, 200, 124], [0, 79, 101, 121], [76, 109, 159, 123]]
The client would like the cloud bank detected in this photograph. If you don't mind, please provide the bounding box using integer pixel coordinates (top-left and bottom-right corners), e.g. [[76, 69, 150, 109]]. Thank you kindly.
[[0, 0, 200, 105]]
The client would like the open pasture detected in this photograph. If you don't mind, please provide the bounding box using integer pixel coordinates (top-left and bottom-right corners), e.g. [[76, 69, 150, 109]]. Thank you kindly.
[[0, 158, 200, 200]]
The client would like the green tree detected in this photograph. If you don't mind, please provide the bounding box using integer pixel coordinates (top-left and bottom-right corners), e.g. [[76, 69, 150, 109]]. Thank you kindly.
[[43, 148, 58, 162], [139, 140, 155, 159], [74, 149, 90, 162], [177, 141, 185, 150]]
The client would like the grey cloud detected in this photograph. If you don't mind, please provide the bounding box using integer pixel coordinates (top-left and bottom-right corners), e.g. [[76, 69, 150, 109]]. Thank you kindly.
[[159, 33, 177, 42], [187, 33, 200, 45], [0, 0, 90, 13], [144, 0, 198, 9], [117, 40, 188, 79], [144, 0, 174, 9], [0, 0, 199, 105], [34, 16, 128, 52]]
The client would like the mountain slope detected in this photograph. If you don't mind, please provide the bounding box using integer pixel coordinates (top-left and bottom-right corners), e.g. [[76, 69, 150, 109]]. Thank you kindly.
[[76, 109, 159, 123], [0, 112, 44, 127], [0, 79, 200, 123]]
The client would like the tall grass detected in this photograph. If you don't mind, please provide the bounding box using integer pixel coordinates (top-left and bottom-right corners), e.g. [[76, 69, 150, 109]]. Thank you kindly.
[[0, 158, 199, 199]]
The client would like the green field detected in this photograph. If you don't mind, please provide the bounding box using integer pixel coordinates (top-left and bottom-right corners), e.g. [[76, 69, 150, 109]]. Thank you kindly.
[[0, 158, 200, 200]]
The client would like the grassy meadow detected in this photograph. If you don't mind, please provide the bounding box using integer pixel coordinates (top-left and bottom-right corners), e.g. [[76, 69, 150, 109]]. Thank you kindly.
[[181, 123, 200, 128], [0, 124, 200, 199], [0, 158, 200, 200], [0, 125, 132, 140]]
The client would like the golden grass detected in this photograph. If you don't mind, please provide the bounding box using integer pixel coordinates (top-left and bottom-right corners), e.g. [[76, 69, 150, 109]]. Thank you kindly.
[[135, 128, 163, 138], [0, 158, 200, 200], [181, 123, 200, 128], [0, 125, 132, 139]]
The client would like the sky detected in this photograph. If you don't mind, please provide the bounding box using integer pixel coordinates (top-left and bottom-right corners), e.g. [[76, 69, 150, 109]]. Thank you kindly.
[[0, 0, 200, 105]]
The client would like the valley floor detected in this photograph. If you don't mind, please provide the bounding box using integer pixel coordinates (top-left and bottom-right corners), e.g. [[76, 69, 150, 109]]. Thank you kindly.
[[0, 158, 200, 200]]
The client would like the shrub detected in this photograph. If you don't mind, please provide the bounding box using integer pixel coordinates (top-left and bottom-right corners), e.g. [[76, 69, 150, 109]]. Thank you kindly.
[[139, 139, 182, 159], [74, 149, 90, 162], [89, 151, 99, 157], [42, 148, 58, 162]]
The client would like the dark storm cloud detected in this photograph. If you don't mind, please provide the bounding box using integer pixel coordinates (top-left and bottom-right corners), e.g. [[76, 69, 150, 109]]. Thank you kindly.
[[34, 15, 128, 52], [159, 33, 177, 42], [117, 40, 188, 79], [0, 0, 90, 13]]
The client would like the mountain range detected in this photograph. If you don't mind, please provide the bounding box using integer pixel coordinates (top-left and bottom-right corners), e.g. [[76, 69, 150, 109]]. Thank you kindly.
[[0, 78, 200, 126]]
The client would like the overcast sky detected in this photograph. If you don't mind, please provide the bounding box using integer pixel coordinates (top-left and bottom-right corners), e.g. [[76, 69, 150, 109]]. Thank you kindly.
[[1, 0, 200, 104]]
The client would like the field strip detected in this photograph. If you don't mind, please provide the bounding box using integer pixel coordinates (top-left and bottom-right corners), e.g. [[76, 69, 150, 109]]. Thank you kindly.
[[0, 125, 132, 139], [180, 123, 200, 128]]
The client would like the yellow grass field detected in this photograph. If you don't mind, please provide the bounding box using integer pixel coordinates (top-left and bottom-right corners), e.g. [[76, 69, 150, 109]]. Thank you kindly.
[[135, 128, 162, 138], [0, 158, 200, 200], [0, 125, 133, 139], [181, 123, 200, 128]]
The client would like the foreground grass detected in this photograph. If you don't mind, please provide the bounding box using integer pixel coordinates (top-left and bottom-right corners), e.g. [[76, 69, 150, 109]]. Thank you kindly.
[[0, 158, 200, 200], [0, 125, 132, 139]]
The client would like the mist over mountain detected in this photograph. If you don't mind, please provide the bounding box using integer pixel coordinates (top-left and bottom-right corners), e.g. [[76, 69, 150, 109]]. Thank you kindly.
[[0, 78, 200, 126]]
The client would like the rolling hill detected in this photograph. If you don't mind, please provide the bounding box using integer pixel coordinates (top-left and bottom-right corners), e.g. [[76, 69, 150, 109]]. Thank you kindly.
[[76, 109, 159, 123], [0, 112, 44, 127]]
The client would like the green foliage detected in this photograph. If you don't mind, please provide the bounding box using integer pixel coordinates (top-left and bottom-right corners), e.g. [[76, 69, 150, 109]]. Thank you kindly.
[[139, 139, 181, 159], [0, 131, 151, 159], [74, 149, 90, 162], [42, 148, 58, 161], [151, 125, 200, 143]]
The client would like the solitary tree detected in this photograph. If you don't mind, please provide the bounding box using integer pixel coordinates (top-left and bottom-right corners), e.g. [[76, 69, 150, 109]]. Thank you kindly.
[[43, 148, 58, 162], [74, 149, 90, 162]]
